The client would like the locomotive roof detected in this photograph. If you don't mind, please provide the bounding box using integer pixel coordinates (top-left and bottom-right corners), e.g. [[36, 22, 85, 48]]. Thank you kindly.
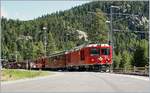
[[66, 43, 110, 53], [86, 44, 109, 47], [48, 43, 110, 57], [49, 51, 66, 58]]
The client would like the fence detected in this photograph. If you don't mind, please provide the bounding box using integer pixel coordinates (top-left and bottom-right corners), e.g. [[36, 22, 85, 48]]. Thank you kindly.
[[113, 66, 149, 76]]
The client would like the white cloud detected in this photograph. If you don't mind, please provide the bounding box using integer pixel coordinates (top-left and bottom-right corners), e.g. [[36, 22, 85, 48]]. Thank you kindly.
[[1, 9, 7, 17]]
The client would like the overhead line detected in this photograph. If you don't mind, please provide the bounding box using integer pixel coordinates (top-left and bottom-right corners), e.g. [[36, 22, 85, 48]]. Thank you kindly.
[[113, 29, 149, 33]]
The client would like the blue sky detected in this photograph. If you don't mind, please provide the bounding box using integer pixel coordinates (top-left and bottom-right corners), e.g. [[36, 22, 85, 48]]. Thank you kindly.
[[1, 1, 90, 21]]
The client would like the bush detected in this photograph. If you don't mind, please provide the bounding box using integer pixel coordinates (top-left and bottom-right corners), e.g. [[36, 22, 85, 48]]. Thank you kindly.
[[133, 40, 148, 67]]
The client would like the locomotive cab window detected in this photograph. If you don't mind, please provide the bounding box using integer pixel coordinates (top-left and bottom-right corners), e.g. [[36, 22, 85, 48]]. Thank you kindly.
[[101, 48, 110, 55], [90, 48, 100, 56]]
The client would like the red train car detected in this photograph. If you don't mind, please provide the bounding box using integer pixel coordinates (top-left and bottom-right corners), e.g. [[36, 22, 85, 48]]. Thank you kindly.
[[32, 43, 112, 72], [45, 52, 66, 70], [31, 57, 48, 69], [65, 44, 112, 71]]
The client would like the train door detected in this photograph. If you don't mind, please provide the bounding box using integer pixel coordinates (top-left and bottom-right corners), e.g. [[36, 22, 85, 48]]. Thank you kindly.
[[80, 49, 85, 61], [80, 49, 85, 65], [66, 53, 71, 67]]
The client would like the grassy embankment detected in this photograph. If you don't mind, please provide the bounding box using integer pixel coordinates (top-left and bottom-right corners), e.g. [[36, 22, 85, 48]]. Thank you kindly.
[[1, 69, 51, 81]]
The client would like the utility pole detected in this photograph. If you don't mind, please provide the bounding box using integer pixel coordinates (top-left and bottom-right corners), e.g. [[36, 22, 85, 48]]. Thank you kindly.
[[65, 33, 69, 51], [15, 51, 18, 62], [110, 6, 113, 65], [43, 27, 47, 57], [15, 38, 19, 63], [110, 6, 120, 70]]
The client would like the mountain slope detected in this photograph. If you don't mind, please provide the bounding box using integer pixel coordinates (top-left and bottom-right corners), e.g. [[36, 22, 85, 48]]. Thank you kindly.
[[1, 1, 149, 68]]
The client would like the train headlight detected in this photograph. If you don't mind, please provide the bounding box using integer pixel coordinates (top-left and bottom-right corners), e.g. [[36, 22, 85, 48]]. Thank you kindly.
[[98, 57, 103, 61], [33, 65, 36, 68], [91, 58, 95, 62]]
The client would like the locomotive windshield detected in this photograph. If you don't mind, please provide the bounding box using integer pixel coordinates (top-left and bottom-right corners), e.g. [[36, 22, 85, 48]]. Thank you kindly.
[[101, 48, 110, 55], [90, 48, 100, 56]]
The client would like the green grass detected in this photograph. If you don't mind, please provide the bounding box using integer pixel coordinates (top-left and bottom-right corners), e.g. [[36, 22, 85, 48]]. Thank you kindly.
[[1, 69, 51, 81]]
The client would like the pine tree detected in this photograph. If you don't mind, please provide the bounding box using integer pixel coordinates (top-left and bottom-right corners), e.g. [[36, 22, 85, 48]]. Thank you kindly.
[[47, 32, 57, 54], [133, 39, 148, 67], [88, 8, 109, 43]]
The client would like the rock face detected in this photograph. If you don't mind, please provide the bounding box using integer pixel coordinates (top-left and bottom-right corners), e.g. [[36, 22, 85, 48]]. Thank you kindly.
[[76, 30, 88, 41], [128, 15, 149, 31]]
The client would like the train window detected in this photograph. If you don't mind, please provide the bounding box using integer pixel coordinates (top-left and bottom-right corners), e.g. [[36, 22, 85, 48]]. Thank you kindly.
[[61, 55, 65, 60], [80, 50, 85, 60], [90, 48, 100, 56], [53, 56, 57, 62], [101, 48, 110, 55]]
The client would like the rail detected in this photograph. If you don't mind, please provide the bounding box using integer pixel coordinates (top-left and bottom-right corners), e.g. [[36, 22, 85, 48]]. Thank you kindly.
[[112, 66, 149, 76], [2, 61, 149, 76]]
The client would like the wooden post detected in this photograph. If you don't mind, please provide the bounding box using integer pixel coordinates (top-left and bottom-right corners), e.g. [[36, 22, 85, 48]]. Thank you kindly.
[[26, 60, 29, 70], [133, 66, 136, 72], [144, 65, 148, 75]]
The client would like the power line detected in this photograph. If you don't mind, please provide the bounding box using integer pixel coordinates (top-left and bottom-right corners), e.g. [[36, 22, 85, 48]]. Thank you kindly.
[[113, 29, 149, 34], [112, 13, 140, 16], [102, 12, 141, 17]]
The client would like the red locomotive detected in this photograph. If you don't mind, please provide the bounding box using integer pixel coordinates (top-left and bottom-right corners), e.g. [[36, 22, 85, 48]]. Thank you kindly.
[[32, 43, 112, 72]]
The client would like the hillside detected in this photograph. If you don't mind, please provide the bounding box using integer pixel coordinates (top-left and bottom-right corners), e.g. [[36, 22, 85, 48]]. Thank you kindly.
[[1, 1, 149, 68]]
